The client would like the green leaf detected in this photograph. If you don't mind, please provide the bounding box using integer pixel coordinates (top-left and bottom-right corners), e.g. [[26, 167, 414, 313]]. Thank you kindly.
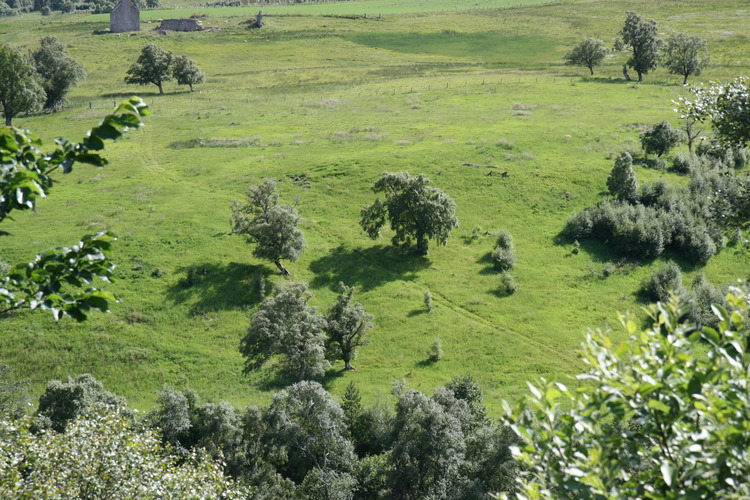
[[648, 399, 671, 414]]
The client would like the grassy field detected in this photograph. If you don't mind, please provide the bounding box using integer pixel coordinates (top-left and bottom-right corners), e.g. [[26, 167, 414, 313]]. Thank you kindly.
[[1, 0, 749, 415]]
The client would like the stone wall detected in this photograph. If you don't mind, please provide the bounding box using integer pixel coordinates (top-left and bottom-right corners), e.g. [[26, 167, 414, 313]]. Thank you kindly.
[[110, 0, 140, 33], [158, 19, 203, 31]]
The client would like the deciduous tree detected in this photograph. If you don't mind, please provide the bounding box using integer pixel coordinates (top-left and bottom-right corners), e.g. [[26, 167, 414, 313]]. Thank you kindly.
[[563, 37, 606, 75], [501, 291, 750, 500], [0, 43, 44, 126], [172, 54, 205, 92], [125, 43, 173, 94], [616, 11, 661, 82], [641, 120, 682, 158], [240, 282, 328, 381], [663, 32, 708, 85], [230, 179, 305, 276], [361, 172, 458, 256], [325, 282, 373, 371], [31, 36, 86, 111]]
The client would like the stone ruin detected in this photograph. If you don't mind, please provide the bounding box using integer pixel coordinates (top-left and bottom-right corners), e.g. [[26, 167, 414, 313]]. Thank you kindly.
[[158, 19, 203, 32], [110, 0, 140, 33]]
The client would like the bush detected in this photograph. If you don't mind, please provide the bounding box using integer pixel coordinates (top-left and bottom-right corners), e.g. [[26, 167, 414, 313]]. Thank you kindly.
[[672, 153, 699, 174], [689, 273, 725, 329], [424, 289, 433, 313], [40, 5, 51, 14], [492, 229, 516, 271], [498, 272, 518, 295], [427, 338, 443, 362], [641, 261, 685, 302]]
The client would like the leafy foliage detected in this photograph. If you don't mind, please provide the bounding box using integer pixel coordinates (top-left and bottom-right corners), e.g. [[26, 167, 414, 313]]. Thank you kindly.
[[606, 151, 638, 203], [240, 282, 328, 381], [325, 282, 373, 370], [663, 32, 708, 85], [0, 97, 149, 320], [230, 178, 306, 276], [502, 290, 750, 499], [0, 361, 29, 418], [31, 36, 86, 111], [641, 121, 682, 158], [563, 37, 606, 75], [616, 11, 662, 82], [34, 373, 126, 432], [0, 42, 44, 126], [492, 229, 516, 272], [125, 44, 173, 95], [361, 172, 459, 256], [640, 260, 685, 303], [0, 406, 250, 498], [172, 55, 205, 92]]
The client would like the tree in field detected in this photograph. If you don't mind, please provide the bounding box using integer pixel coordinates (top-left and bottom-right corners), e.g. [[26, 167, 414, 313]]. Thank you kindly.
[[361, 172, 459, 256], [0, 97, 149, 321], [0, 43, 44, 126], [264, 381, 356, 487], [500, 290, 750, 500], [663, 32, 708, 85], [616, 11, 662, 82], [172, 54, 204, 92], [640, 120, 682, 158], [240, 282, 328, 382], [325, 282, 373, 371], [31, 36, 86, 111], [606, 151, 638, 203], [125, 43, 173, 94], [230, 179, 305, 276], [563, 37, 606, 76]]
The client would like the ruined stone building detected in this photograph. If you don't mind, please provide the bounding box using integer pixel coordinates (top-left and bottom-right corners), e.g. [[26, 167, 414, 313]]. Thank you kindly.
[[110, 0, 140, 33]]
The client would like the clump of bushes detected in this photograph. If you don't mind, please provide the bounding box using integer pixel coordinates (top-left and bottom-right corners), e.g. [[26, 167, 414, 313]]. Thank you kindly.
[[640, 121, 682, 158], [427, 337, 443, 362], [492, 229, 515, 271], [641, 261, 685, 303]]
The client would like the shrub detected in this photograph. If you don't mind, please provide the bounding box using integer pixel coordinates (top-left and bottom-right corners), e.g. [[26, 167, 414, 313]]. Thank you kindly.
[[689, 273, 725, 328], [424, 289, 433, 313], [498, 272, 518, 295], [641, 261, 685, 302], [672, 153, 699, 174], [492, 229, 516, 271], [40, 5, 51, 14], [427, 338, 443, 362], [607, 151, 639, 203]]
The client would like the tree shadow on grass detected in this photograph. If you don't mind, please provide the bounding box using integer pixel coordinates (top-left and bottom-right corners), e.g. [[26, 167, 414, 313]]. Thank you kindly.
[[477, 252, 498, 275], [251, 364, 348, 392], [309, 244, 431, 292], [165, 261, 268, 314]]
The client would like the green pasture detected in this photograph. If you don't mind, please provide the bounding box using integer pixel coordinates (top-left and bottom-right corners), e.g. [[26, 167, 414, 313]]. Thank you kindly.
[[1, 0, 749, 415]]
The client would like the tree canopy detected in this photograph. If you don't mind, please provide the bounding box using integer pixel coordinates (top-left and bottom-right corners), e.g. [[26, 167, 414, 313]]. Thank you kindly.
[[240, 282, 328, 381], [606, 151, 638, 203], [563, 37, 606, 75], [0, 43, 44, 126], [31, 36, 86, 111], [172, 55, 205, 92], [125, 43, 173, 95], [360, 172, 459, 256], [617, 11, 662, 82], [664, 32, 708, 85], [325, 282, 373, 371], [230, 178, 306, 276]]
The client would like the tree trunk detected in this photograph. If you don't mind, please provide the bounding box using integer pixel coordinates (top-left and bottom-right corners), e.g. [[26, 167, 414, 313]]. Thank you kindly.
[[189, 83, 194, 92], [275, 260, 290, 276], [637, 71, 643, 82], [343, 354, 354, 370], [589, 66, 594, 76], [683, 74, 689, 85], [157, 82, 164, 94], [5, 115, 11, 126], [416, 235, 428, 256], [622, 65, 630, 81], [298, 359, 306, 381]]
